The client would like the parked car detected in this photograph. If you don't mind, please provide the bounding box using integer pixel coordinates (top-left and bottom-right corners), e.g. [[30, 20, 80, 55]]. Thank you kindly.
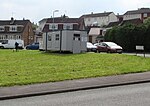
[[94, 42, 123, 53], [87, 42, 97, 52], [26, 42, 39, 50]]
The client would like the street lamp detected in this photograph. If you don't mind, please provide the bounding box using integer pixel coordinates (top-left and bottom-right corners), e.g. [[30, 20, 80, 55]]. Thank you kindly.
[[52, 10, 59, 31]]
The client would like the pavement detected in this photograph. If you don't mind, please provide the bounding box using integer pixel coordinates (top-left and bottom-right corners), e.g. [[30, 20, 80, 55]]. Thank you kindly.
[[123, 52, 150, 58], [1, 71, 150, 100]]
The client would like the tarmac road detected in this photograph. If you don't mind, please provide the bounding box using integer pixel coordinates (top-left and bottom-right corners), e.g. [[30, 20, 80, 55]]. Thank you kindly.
[[1, 82, 150, 106], [1, 72, 150, 100]]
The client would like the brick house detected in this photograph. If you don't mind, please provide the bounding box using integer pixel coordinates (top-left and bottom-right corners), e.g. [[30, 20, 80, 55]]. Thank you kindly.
[[0, 17, 34, 46]]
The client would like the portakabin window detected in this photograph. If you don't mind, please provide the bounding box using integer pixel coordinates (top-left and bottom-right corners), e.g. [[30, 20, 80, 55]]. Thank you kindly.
[[48, 35, 52, 41], [55, 34, 59, 40]]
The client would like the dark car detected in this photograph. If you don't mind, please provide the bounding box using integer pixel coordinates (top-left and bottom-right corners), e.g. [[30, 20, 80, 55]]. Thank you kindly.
[[26, 42, 39, 50], [94, 42, 123, 53], [87, 42, 97, 52]]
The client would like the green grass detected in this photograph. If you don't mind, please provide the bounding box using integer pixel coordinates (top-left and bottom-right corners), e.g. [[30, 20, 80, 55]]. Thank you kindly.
[[0, 49, 150, 87]]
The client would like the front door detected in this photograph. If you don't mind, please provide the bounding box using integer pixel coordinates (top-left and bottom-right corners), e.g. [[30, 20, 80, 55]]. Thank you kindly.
[[73, 34, 81, 53], [89, 36, 92, 43]]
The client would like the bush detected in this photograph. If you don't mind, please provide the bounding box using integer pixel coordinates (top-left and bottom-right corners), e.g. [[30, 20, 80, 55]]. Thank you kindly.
[[105, 21, 150, 52]]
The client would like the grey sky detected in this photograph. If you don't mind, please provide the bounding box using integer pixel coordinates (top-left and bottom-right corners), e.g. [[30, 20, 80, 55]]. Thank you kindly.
[[0, 0, 150, 23]]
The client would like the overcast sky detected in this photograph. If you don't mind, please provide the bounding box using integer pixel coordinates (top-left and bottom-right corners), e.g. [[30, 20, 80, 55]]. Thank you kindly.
[[0, 0, 150, 23]]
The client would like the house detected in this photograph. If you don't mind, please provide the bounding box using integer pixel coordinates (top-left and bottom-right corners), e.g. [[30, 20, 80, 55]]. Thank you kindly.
[[0, 17, 34, 46], [35, 18, 48, 43], [41, 16, 87, 53], [37, 18, 48, 32], [88, 27, 106, 43], [80, 12, 118, 27], [123, 8, 150, 21]]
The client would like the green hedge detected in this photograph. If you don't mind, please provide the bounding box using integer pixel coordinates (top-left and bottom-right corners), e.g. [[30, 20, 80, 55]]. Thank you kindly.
[[105, 18, 150, 52]]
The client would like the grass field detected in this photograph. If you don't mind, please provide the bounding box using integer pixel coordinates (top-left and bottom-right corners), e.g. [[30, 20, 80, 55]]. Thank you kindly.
[[0, 49, 150, 87]]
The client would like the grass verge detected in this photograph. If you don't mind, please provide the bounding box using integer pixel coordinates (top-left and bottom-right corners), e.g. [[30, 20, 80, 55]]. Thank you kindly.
[[0, 49, 150, 87]]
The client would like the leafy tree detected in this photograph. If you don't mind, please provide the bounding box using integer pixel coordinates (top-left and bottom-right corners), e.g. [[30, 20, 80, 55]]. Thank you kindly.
[[32, 22, 38, 30], [143, 17, 150, 26]]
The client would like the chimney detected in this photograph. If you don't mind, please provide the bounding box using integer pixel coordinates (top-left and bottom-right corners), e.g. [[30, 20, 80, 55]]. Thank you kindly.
[[63, 14, 66, 18], [10, 17, 14, 24], [11, 17, 14, 21]]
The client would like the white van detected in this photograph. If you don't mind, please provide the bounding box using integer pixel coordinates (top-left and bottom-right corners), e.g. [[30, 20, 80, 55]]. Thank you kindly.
[[0, 40, 24, 49]]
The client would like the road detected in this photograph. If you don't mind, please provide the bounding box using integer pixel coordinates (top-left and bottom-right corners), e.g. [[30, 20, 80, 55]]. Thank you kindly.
[[0, 83, 150, 106]]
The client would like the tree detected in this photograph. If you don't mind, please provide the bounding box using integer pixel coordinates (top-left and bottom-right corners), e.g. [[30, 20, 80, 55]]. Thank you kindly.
[[143, 17, 150, 51], [32, 22, 38, 30]]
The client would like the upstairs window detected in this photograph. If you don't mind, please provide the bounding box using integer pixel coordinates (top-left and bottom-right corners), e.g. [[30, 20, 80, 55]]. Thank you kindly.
[[0, 26, 5, 32], [49, 24, 58, 30], [63, 24, 73, 30], [144, 13, 148, 18], [10, 26, 17, 32], [73, 24, 79, 30]]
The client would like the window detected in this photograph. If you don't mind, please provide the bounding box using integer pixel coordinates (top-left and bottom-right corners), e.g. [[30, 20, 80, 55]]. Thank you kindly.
[[144, 13, 147, 17], [13, 35, 16, 39], [100, 30, 103, 35], [10, 36, 13, 39], [10, 26, 17, 32], [3, 35, 6, 40], [63, 24, 73, 30], [49, 24, 58, 30], [0, 26, 4, 32], [55, 34, 59, 40], [5, 35, 8, 39], [73, 34, 80, 41], [73, 24, 79, 30], [16, 35, 21, 39], [1, 40, 8, 44], [48, 35, 52, 41]]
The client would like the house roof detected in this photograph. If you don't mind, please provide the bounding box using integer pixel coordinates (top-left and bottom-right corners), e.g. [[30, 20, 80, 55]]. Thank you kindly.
[[0, 18, 30, 33], [106, 18, 143, 28], [46, 17, 82, 23], [120, 18, 143, 26], [42, 17, 85, 32], [88, 28, 102, 36], [124, 8, 150, 15], [39, 18, 48, 23], [81, 12, 113, 18], [0, 19, 30, 26], [106, 21, 121, 28]]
